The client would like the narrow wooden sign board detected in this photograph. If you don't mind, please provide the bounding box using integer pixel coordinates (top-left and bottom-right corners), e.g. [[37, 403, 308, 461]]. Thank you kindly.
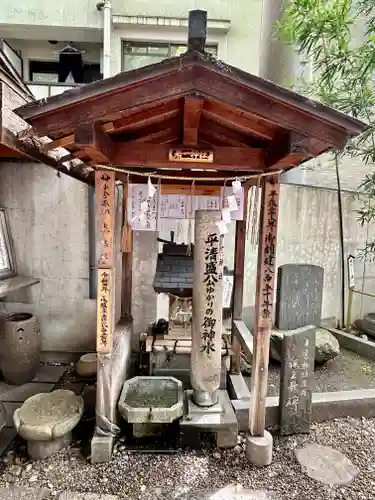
[[97, 268, 113, 354], [95, 170, 115, 268]]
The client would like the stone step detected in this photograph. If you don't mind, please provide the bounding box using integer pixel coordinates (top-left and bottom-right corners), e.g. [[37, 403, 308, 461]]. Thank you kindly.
[[58, 493, 119, 500]]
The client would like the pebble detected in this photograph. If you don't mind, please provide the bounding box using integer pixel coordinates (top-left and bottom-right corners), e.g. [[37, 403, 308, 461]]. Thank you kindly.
[[29, 475, 38, 482], [234, 445, 242, 455], [25, 464, 33, 472], [9, 465, 22, 477], [0, 417, 374, 500]]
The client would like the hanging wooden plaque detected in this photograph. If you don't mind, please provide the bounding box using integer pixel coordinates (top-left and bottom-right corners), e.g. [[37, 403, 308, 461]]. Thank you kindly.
[[168, 147, 214, 163]]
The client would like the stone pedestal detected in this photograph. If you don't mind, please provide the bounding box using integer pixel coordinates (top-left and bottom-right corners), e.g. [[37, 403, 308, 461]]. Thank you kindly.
[[13, 390, 83, 460], [181, 390, 238, 448], [246, 430, 273, 467], [191, 210, 224, 407], [27, 432, 72, 461]]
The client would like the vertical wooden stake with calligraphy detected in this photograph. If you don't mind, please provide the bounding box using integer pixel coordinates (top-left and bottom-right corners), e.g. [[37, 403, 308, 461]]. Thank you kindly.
[[249, 175, 280, 436], [230, 182, 250, 374], [95, 170, 115, 354]]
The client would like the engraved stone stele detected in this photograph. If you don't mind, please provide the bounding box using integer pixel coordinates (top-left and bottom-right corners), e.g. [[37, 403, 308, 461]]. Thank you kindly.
[[279, 325, 315, 436], [275, 264, 324, 331], [191, 210, 224, 407]]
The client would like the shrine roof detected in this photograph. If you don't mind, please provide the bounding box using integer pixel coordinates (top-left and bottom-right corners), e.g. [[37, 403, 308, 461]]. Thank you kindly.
[[13, 13, 367, 185]]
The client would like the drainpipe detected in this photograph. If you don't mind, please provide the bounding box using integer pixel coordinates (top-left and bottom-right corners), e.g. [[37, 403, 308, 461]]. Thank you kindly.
[[102, 0, 112, 79], [89, 0, 112, 298]]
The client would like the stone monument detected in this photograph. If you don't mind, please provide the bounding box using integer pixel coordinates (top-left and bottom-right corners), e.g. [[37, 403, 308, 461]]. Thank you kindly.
[[191, 210, 224, 407], [279, 325, 315, 435], [275, 264, 324, 330]]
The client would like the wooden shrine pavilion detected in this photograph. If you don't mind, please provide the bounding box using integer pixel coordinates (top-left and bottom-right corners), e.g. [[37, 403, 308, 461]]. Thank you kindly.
[[14, 11, 366, 464]]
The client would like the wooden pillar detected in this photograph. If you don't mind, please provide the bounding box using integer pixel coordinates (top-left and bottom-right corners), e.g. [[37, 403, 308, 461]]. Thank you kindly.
[[249, 175, 280, 436], [230, 183, 250, 374], [121, 181, 133, 318], [191, 210, 224, 407], [95, 170, 116, 354]]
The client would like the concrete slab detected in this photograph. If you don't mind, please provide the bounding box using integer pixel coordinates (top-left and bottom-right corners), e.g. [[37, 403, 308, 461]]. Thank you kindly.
[[0, 383, 54, 403], [295, 444, 359, 485], [3, 402, 22, 427], [327, 327, 375, 361], [33, 365, 67, 383], [228, 374, 250, 400], [0, 487, 49, 499], [58, 493, 119, 500], [181, 390, 238, 448], [0, 428, 16, 454], [233, 389, 375, 431]]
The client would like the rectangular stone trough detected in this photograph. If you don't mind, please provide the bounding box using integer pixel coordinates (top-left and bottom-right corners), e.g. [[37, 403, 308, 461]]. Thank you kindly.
[[118, 376, 184, 424]]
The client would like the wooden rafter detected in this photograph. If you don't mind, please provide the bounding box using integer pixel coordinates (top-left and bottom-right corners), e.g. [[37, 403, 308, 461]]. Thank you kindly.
[[75, 122, 115, 163], [194, 69, 352, 148], [266, 133, 331, 170], [203, 101, 275, 141], [124, 117, 181, 144], [200, 119, 253, 148], [183, 96, 203, 146], [110, 100, 180, 134], [25, 70, 195, 138]]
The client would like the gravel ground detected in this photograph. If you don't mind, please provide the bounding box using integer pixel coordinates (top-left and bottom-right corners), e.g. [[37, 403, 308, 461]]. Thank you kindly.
[[1, 417, 375, 499], [246, 348, 375, 397]]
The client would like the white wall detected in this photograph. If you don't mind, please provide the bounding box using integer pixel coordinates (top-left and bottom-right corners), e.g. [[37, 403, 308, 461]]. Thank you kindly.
[[1, 162, 374, 352], [4, 39, 101, 80]]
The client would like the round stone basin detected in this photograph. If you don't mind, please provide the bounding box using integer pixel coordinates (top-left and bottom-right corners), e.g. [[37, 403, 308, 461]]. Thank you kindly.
[[118, 376, 184, 423]]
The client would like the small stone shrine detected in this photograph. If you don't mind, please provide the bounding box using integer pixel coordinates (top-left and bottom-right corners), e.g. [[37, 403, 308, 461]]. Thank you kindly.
[[275, 264, 324, 330], [13, 6, 366, 466]]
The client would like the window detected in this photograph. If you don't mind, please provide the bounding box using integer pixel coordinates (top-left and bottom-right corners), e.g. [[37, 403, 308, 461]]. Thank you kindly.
[[122, 42, 217, 71], [29, 61, 101, 84]]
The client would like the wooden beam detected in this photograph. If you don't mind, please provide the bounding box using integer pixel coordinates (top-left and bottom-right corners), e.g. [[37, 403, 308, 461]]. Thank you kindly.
[[233, 320, 253, 365], [249, 175, 280, 437], [41, 135, 74, 152], [1, 126, 91, 184], [230, 183, 250, 374], [75, 122, 115, 163], [109, 143, 264, 170], [183, 96, 203, 146], [160, 184, 221, 196], [203, 101, 274, 141], [266, 134, 331, 171]]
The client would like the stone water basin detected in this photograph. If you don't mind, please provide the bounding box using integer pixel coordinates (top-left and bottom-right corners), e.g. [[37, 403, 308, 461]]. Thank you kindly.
[[118, 376, 184, 423]]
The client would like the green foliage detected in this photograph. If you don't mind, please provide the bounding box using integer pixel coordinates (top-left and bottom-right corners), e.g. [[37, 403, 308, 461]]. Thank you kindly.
[[280, 0, 375, 257]]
